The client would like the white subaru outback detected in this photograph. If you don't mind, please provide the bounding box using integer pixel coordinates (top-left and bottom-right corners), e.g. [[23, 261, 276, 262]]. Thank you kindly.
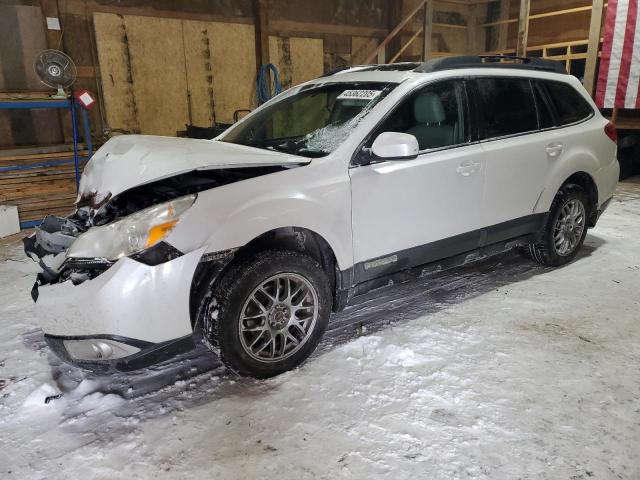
[[24, 56, 619, 378]]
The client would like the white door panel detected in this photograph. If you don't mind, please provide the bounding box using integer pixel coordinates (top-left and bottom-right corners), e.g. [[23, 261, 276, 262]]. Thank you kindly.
[[480, 130, 555, 227], [350, 143, 485, 264]]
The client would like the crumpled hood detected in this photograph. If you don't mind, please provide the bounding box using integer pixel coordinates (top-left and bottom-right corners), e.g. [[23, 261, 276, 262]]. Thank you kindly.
[[77, 135, 309, 201]]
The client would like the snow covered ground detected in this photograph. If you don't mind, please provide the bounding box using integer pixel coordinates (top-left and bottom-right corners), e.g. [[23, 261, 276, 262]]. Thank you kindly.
[[1, 180, 640, 480]]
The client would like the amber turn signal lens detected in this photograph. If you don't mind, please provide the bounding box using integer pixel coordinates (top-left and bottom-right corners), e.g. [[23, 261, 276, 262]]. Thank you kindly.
[[145, 220, 178, 248]]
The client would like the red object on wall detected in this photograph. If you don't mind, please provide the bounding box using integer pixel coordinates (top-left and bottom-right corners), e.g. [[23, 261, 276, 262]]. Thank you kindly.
[[595, 0, 640, 109], [73, 89, 96, 110]]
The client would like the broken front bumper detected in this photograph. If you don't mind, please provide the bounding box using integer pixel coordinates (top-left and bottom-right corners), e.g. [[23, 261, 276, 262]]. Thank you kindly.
[[33, 249, 204, 342], [25, 226, 207, 371], [44, 333, 197, 374]]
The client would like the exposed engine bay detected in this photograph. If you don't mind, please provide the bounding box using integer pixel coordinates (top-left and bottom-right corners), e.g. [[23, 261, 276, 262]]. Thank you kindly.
[[23, 165, 296, 289]]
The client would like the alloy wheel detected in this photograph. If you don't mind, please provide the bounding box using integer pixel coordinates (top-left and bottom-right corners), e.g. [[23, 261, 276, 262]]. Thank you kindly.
[[553, 198, 586, 256], [238, 273, 319, 363]]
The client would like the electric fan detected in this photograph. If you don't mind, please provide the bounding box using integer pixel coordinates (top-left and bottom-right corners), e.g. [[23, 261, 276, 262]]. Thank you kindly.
[[33, 49, 77, 98]]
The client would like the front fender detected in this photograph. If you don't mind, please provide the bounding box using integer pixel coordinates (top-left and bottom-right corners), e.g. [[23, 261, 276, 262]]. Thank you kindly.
[[165, 161, 353, 270], [203, 195, 352, 269]]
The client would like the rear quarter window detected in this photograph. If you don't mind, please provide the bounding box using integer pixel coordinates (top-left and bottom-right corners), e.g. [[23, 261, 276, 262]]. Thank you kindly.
[[543, 80, 593, 125]]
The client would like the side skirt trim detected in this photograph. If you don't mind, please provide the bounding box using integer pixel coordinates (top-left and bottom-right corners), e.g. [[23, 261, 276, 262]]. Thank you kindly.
[[333, 213, 547, 308]]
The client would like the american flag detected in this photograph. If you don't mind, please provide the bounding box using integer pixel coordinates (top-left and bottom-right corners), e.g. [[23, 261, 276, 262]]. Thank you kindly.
[[596, 0, 640, 108]]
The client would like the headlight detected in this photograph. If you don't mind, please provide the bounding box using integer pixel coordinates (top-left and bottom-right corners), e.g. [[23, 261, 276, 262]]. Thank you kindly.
[[67, 194, 196, 260]]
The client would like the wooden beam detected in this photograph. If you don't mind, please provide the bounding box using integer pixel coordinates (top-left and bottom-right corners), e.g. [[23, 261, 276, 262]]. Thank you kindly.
[[423, 0, 433, 61], [438, 0, 498, 4], [39, 0, 63, 50], [432, 22, 466, 29], [253, 0, 269, 70], [390, 27, 423, 63], [365, 0, 426, 64], [466, 3, 481, 55], [497, 0, 509, 51], [483, 5, 593, 27], [38, 0, 67, 143], [387, 0, 403, 65], [269, 20, 386, 38], [64, 0, 253, 25], [583, 0, 605, 96], [516, 0, 530, 57]]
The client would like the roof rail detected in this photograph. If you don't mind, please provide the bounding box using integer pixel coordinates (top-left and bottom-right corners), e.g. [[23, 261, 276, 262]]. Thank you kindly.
[[414, 55, 567, 75]]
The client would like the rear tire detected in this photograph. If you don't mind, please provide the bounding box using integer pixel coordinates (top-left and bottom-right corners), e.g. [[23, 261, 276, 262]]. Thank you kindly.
[[198, 250, 331, 378], [525, 183, 590, 267]]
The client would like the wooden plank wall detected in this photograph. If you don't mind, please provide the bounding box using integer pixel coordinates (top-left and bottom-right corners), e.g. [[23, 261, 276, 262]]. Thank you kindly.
[[2, 0, 393, 145], [182, 21, 257, 125], [94, 13, 257, 135], [268, 36, 324, 90], [0, 150, 88, 223], [0, 0, 390, 226], [0, 3, 65, 147], [395, 0, 480, 60]]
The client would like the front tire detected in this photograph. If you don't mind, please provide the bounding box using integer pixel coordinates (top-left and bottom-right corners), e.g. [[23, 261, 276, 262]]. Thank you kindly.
[[199, 250, 331, 378], [526, 183, 590, 267]]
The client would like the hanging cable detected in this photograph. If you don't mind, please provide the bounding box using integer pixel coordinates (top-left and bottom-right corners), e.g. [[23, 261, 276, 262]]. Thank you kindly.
[[257, 63, 282, 105]]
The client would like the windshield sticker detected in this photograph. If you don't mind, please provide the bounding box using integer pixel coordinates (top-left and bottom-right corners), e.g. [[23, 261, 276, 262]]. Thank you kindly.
[[336, 89, 382, 101]]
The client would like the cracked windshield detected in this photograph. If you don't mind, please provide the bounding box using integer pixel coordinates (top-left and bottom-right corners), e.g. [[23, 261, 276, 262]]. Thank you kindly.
[[220, 83, 395, 157]]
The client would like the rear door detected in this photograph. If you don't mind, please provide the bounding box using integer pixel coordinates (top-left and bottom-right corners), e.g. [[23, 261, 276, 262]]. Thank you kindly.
[[473, 77, 553, 230]]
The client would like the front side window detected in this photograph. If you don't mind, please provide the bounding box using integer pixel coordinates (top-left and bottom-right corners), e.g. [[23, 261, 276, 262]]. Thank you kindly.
[[368, 79, 469, 151], [542, 80, 593, 125], [220, 82, 395, 158], [476, 77, 538, 139]]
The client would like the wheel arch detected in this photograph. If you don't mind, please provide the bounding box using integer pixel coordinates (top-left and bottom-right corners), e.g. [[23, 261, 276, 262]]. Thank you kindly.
[[562, 171, 599, 226], [537, 170, 599, 227], [189, 226, 345, 329]]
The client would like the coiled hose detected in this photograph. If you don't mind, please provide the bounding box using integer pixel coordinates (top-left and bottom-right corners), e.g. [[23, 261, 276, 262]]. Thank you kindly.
[[257, 63, 282, 104]]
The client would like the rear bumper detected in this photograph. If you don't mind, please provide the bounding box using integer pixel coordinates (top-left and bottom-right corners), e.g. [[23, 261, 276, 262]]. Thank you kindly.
[[596, 196, 613, 223], [596, 158, 620, 208]]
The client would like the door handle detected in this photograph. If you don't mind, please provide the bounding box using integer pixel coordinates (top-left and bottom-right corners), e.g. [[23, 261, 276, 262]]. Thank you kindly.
[[545, 142, 564, 158], [456, 161, 480, 176]]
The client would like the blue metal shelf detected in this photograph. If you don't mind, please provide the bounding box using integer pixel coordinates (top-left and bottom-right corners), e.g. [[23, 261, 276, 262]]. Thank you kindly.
[[0, 98, 93, 229]]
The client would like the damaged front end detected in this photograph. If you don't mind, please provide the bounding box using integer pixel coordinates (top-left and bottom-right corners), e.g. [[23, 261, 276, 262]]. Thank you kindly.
[[23, 210, 100, 299], [24, 164, 292, 292], [22, 194, 204, 373], [23, 134, 309, 373]]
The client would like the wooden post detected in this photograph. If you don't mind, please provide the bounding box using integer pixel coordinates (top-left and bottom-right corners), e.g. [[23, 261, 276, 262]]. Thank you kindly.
[[497, 0, 510, 52], [516, 0, 530, 56], [583, 0, 605, 96], [39, 0, 66, 141], [39, 0, 63, 50], [387, 0, 402, 64], [467, 4, 481, 54], [254, 0, 270, 70], [423, 0, 433, 61], [611, 107, 619, 124], [365, 0, 426, 64]]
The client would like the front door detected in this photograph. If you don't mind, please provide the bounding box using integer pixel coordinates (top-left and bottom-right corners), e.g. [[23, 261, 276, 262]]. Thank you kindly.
[[349, 79, 485, 283]]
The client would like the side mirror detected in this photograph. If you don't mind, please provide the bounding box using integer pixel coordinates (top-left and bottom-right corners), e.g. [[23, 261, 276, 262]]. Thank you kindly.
[[371, 132, 419, 160]]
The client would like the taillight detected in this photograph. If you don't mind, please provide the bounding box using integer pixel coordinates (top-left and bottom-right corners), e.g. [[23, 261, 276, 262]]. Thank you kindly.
[[604, 121, 617, 143]]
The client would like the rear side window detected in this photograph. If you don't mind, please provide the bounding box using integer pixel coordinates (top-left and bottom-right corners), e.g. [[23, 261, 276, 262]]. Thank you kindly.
[[542, 80, 593, 125], [476, 78, 538, 139]]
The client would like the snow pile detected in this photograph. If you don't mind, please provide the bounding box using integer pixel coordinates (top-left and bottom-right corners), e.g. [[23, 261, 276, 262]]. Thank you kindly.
[[1, 187, 640, 479]]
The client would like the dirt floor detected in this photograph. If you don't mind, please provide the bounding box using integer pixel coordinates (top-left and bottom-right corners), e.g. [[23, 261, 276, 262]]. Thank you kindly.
[[1, 179, 639, 479]]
